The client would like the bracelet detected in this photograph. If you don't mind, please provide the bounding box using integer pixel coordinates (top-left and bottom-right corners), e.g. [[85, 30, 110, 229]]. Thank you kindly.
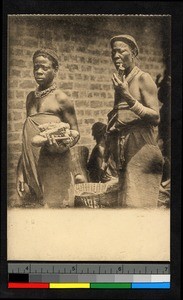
[[130, 100, 147, 118]]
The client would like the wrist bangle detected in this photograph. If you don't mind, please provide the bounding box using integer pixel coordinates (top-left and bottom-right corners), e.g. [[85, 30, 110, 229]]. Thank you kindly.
[[130, 100, 147, 117]]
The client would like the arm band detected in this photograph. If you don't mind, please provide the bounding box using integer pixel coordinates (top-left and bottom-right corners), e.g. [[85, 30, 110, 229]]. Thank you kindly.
[[130, 100, 147, 118]]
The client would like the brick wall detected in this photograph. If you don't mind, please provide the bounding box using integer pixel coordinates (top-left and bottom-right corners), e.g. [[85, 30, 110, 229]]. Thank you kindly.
[[7, 15, 170, 205]]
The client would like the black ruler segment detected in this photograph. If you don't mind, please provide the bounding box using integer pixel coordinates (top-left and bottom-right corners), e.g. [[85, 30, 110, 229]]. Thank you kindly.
[[9, 274, 29, 282]]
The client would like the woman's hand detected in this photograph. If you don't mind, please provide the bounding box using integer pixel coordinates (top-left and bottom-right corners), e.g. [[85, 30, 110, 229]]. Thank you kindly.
[[46, 134, 69, 153], [16, 172, 26, 198], [112, 73, 130, 96]]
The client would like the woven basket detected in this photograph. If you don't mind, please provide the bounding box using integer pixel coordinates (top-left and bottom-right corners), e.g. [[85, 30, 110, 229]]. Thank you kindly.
[[74, 182, 118, 208]]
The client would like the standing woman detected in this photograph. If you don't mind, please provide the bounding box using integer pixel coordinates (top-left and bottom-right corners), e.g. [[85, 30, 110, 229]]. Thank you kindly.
[[16, 48, 80, 208], [105, 35, 163, 208]]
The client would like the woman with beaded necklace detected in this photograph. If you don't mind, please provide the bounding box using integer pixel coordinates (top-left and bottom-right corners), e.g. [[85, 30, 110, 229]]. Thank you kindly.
[[16, 48, 80, 208]]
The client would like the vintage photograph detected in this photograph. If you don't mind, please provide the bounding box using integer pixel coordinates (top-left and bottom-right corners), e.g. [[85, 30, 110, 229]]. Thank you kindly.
[[7, 15, 170, 261]]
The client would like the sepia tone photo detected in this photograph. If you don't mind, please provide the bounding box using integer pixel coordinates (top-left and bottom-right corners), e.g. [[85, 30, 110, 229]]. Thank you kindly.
[[7, 15, 170, 261]]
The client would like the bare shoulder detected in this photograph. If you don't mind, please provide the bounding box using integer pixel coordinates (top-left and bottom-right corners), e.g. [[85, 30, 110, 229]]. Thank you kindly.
[[138, 71, 157, 92], [26, 91, 35, 106], [55, 89, 74, 110], [26, 91, 35, 101]]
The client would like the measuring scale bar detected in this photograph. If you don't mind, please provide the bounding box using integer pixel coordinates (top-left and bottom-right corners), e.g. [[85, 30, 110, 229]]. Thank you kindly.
[[8, 263, 170, 289], [25, 274, 170, 283], [8, 263, 170, 274]]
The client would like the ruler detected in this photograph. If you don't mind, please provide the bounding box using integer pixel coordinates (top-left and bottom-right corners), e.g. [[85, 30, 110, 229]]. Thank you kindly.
[[8, 263, 170, 289]]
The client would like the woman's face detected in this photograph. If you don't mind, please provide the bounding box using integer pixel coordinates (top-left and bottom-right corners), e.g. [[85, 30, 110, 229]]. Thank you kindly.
[[111, 41, 134, 71], [33, 56, 57, 88]]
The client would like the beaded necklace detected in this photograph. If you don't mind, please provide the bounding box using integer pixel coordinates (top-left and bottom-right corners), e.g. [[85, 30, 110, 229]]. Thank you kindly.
[[34, 83, 57, 99]]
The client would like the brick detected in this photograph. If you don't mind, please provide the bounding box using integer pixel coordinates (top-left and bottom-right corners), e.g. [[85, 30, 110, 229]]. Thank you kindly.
[[85, 128, 93, 135], [7, 122, 14, 132], [27, 61, 34, 68], [93, 67, 106, 74], [92, 58, 100, 65], [88, 49, 100, 55], [62, 44, 75, 52], [68, 74, 74, 80], [100, 109, 110, 116], [64, 91, 72, 97], [14, 122, 24, 132], [76, 100, 90, 107], [93, 110, 100, 116], [90, 101, 103, 108], [16, 90, 25, 98], [8, 112, 12, 121], [9, 80, 19, 88], [7, 161, 17, 169], [74, 82, 88, 89], [107, 92, 114, 98], [9, 38, 24, 47], [98, 117, 107, 123], [83, 74, 89, 81], [102, 84, 111, 91], [144, 64, 150, 70], [77, 56, 86, 63], [90, 75, 95, 81], [7, 183, 16, 192], [76, 46, 86, 52], [11, 69, 21, 77], [76, 110, 84, 116], [90, 83, 102, 90], [72, 91, 79, 98], [88, 92, 93, 98], [75, 74, 82, 80], [60, 73, 67, 80], [8, 101, 24, 109], [8, 90, 15, 99], [78, 128, 85, 135], [100, 92, 106, 98], [10, 48, 24, 56], [19, 80, 35, 89], [66, 64, 79, 72], [84, 118, 95, 124], [24, 49, 34, 56], [63, 55, 69, 62], [12, 111, 23, 121], [7, 173, 17, 182], [100, 58, 109, 64], [10, 59, 26, 68], [93, 92, 100, 97], [81, 65, 92, 72], [95, 75, 107, 82], [22, 70, 32, 77], [60, 82, 73, 89], [101, 50, 111, 57], [105, 101, 114, 107], [79, 137, 93, 144], [77, 119, 83, 125], [9, 143, 22, 153], [86, 57, 92, 64], [79, 91, 88, 98], [23, 38, 38, 48], [7, 152, 21, 162], [85, 110, 93, 116]]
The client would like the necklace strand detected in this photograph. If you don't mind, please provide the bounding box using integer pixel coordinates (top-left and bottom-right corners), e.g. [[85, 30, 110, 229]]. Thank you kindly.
[[34, 83, 57, 99]]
